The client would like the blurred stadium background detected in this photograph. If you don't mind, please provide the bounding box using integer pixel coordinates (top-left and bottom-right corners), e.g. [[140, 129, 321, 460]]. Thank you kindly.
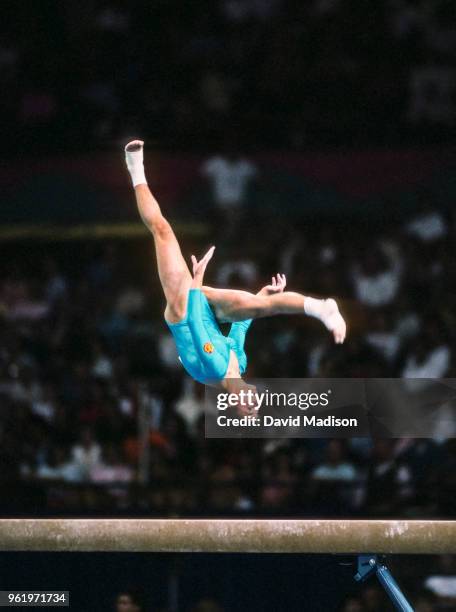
[[1, 1, 456, 610]]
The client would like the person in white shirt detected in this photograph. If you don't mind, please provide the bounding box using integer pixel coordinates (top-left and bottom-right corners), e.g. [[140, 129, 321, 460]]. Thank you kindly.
[[405, 199, 448, 243], [71, 428, 102, 480], [201, 144, 258, 236], [202, 154, 257, 209], [352, 241, 403, 308], [312, 439, 357, 482], [402, 341, 450, 379]]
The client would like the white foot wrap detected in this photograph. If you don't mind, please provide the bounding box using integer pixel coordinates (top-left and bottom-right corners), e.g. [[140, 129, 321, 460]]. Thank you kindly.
[[125, 140, 147, 187], [304, 297, 346, 344]]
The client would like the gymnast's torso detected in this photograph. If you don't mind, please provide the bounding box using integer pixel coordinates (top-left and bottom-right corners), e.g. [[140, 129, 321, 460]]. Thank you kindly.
[[166, 289, 250, 384]]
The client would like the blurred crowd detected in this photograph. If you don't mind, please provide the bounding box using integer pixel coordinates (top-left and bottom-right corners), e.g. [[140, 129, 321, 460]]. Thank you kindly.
[[1, 183, 456, 518], [2, 2, 456, 611], [1, 0, 456, 155]]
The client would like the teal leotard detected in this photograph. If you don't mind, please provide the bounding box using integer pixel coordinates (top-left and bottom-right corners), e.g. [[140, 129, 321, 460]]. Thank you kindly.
[[166, 289, 252, 384]]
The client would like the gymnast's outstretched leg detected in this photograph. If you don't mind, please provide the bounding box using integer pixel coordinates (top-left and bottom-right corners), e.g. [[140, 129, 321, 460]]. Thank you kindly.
[[203, 284, 347, 344], [125, 140, 192, 323]]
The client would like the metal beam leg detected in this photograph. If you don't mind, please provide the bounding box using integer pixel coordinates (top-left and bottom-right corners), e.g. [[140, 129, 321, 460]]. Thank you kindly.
[[354, 555, 414, 612]]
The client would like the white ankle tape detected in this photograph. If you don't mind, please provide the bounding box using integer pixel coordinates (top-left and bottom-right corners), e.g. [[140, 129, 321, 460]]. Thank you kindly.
[[129, 166, 147, 187], [125, 145, 147, 187], [303, 297, 324, 320]]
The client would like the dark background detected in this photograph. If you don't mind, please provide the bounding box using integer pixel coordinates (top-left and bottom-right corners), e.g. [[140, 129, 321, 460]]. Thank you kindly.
[[1, 1, 456, 610]]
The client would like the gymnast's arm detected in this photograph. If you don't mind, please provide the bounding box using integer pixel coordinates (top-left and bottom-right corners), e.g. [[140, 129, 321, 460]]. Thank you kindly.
[[191, 246, 215, 289]]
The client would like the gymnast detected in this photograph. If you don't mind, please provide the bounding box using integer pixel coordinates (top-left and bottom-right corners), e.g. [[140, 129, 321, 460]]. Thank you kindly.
[[125, 140, 346, 400]]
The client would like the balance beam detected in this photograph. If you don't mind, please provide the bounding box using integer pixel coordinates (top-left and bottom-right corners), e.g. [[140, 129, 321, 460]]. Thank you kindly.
[[0, 519, 455, 554]]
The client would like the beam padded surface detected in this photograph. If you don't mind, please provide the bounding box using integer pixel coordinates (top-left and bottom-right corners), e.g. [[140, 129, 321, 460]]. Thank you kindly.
[[0, 520, 455, 554]]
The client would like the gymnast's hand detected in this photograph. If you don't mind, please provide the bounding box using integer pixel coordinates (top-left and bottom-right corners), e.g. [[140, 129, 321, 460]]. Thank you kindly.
[[257, 273, 286, 296], [191, 246, 215, 288]]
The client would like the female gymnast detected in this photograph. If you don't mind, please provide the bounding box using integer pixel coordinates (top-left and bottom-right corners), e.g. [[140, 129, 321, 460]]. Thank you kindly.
[[125, 140, 346, 401]]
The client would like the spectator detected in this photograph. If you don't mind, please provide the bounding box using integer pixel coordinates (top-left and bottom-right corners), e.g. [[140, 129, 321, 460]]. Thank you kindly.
[[364, 440, 412, 516], [201, 141, 258, 236], [215, 258, 259, 288], [405, 204, 448, 243], [365, 312, 401, 364], [89, 443, 134, 483], [424, 555, 456, 605], [312, 440, 357, 482], [352, 242, 403, 308], [31, 382, 57, 424], [260, 451, 296, 509], [91, 339, 114, 380], [174, 380, 205, 434], [71, 427, 102, 481], [36, 445, 84, 483], [115, 590, 144, 612], [401, 336, 450, 379]]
